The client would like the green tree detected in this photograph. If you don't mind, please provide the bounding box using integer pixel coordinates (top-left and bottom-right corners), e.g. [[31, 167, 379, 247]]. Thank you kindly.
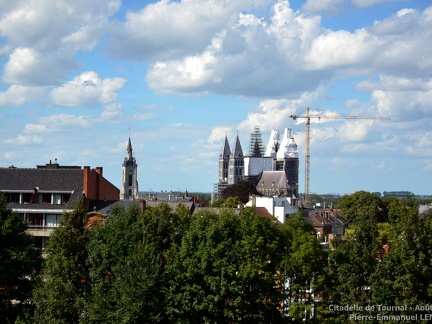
[[166, 208, 285, 322], [86, 203, 189, 323], [224, 196, 242, 208], [33, 204, 90, 323], [210, 198, 225, 208], [371, 198, 432, 311], [282, 213, 323, 321], [0, 194, 42, 323], [338, 190, 387, 224], [326, 218, 380, 322]]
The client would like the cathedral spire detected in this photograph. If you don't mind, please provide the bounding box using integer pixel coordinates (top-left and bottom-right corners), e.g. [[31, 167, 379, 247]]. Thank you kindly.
[[232, 134, 244, 158], [221, 135, 231, 158]]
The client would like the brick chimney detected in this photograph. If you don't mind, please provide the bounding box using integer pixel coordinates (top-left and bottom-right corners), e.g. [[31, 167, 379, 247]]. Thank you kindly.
[[95, 167, 102, 177], [83, 166, 90, 198]]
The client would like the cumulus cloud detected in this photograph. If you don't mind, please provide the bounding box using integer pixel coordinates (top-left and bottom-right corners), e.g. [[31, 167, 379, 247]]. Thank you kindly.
[[23, 124, 48, 134], [3, 47, 76, 86], [147, 2, 332, 97], [39, 114, 92, 129], [106, 0, 268, 61], [337, 120, 373, 142], [51, 72, 126, 107], [305, 7, 432, 77], [3, 134, 43, 145], [0, 0, 121, 86], [101, 103, 124, 120], [0, 84, 45, 107], [405, 132, 432, 157], [143, 2, 432, 99], [207, 127, 231, 143]]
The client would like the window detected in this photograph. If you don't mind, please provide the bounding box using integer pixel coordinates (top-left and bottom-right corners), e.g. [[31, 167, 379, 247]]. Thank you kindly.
[[41, 193, 51, 204], [53, 193, 71, 204], [7, 192, 20, 203], [46, 214, 62, 227], [22, 193, 31, 204], [128, 171, 133, 186], [28, 214, 43, 226]]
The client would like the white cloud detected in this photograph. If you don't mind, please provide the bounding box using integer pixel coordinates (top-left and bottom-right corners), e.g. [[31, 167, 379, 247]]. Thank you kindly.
[[369, 83, 432, 121], [405, 132, 432, 157], [106, 0, 268, 61], [0, 0, 121, 86], [0, 84, 45, 107], [3, 47, 76, 86], [51, 72, 126, 107], [23, 124, 48, 134], [207, 127, 231, 143], [237, 98, 304, 133], [39, 114, 92, 129], [4, 134, 43, 145], [101, 103, 124, 120], [146, 2, 432, 97], [337, 120, 373, 142], [305, 6, 432, 77], [147, 1, 331, 97]]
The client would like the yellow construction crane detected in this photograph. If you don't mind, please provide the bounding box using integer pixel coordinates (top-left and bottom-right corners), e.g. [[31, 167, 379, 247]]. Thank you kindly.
[[289, 107, 391, 204]]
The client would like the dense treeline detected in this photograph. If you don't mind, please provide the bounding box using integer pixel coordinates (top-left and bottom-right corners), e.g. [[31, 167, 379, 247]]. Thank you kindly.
[[32, 204, 323, 323], [2, 191, 432, 322]]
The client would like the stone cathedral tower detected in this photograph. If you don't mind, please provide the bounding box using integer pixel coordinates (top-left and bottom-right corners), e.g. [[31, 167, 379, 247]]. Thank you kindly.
[[120, 137, 139, 200]]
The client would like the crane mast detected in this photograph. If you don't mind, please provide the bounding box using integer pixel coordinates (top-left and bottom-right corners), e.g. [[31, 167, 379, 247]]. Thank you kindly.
[[289, 107, 390, 205]]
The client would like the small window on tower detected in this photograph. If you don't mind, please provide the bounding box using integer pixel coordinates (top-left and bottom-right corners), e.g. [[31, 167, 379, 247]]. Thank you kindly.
[[128, 171, 133, 186]]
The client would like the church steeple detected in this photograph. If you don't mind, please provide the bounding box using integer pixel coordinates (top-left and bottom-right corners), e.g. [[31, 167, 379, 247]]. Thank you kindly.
[[127, 137, 133, 160], [120, 136, 139, 200], [219, 135, 231, 184], [229, 134, 244, 185], [232, 134, 244, 158]]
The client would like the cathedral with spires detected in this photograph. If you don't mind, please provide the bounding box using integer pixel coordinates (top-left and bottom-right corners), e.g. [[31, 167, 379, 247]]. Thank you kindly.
[[217, 126, 299, 199]]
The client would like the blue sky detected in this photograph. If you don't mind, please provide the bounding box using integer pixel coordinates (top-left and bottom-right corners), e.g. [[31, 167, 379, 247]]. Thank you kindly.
[[1, 0, 431, 196]]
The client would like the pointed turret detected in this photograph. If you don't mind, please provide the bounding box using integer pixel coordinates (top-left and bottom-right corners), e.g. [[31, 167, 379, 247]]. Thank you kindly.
[[219, 135, 231, 185], [232, 134, 244, 158], [228, 134, 244, 185], [220, 135, 231, 158]]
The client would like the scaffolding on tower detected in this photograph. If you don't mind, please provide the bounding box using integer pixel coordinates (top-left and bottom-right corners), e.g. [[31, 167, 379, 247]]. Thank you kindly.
[[249, 125, 265, 157]]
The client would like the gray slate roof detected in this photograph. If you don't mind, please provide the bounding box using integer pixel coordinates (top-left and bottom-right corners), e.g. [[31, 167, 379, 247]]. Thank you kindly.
[[0, 167, 84, 210], [256, 171, 288, 192]]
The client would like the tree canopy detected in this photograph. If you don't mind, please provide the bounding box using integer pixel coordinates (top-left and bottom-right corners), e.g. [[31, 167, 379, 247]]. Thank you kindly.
[[4, 190, 431, 322], [0, 194, 41, 323], [33, 204, 90, 323], [338, 190, 388, 223], [221, 180, 261, 203]]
